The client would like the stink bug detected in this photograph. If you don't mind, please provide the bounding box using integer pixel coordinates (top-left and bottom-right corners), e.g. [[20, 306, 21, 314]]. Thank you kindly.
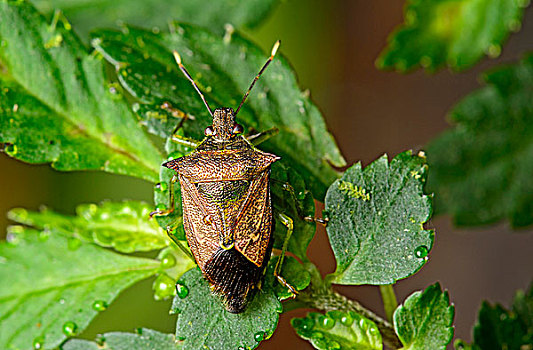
[[153, 41, 296, 313]]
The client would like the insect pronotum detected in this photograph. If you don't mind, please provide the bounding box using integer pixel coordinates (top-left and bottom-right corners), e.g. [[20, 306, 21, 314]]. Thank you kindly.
[[153, 40, 297, 313]]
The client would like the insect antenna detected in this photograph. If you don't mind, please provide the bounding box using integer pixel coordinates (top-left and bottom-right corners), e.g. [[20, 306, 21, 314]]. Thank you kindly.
[[235, 40, 280, 116], [172, 50, 213, 116]]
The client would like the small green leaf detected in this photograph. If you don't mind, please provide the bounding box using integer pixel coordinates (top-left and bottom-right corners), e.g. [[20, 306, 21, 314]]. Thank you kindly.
[[324, 151, 433, 285], [465, 283, 533, 350], [427, 52, 533, 227], [62, 328, 178, 350], [291, 310, 382, 350], [91, 24, 346, 198], [8, 201, 167, 253], [265, 256, 311, 301], [0, 229, 159, 350], [393, 283, 454, 350], [377, 0, 528, 72], [0, 1, 162, 182], [170, 268, 281, 350], [33, 0, 278, 38]]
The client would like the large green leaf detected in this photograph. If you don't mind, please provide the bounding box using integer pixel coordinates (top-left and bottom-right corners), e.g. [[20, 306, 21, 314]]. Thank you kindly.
[[427, 53, 533, 227], [291, 310, 383, 350], [393, 283, 454, 350], [91, 24, 346, 198], [8, 201, 167, 253], [63, 328, 178, 350], [170, 268, 281, 350], [377, 0, 528, 72], [0, 228, 159, 350], [32, 0, 278, 38], [0, 0, 162, 182], [324, 151, 434, 285]]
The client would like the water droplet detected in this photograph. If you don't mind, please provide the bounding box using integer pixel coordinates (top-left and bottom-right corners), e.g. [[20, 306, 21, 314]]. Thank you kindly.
[[62, 321, 77, 336], [340, 314, 353, 326], [33, 336, 44, 349], [59, 298, 65, 305], [152, 26, 160, 34], [155, 182, 168, 192], [160, 254, 176, 269], [67, 237, 82, 250], [6, 232, 21, 246], [314, 338, 327, 349], [486, 44, 501, 58], [238, 347, 245, 350], [155, 203, 167, 212], [359, 318, 367, 329], [329, 340, 341, 349], [318, 315, 335, 329], [312, 331, 324, 339], [167, 151, 181, 161], [109, 86, 117, 94], [300, 317, 314, 331], [153, 274, 176, 300], [176, 282, 189, 299], [414, 245, 429, 259], [4, 144, 17, 156], [254, 331, 265, 342], [92, 300, 108, 311]]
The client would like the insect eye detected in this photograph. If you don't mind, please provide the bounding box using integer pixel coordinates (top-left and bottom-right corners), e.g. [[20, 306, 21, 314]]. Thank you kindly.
[[205, 126, 214, 136], [232, 124, 243, 134]]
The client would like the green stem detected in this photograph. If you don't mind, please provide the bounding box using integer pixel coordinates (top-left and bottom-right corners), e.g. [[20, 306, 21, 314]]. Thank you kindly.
[[379, 284, 398, 323], [297, 264, 402, 349]]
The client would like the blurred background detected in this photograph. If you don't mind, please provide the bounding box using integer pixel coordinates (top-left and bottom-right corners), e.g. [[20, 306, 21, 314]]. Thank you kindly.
[[1, 0, 533, 348]]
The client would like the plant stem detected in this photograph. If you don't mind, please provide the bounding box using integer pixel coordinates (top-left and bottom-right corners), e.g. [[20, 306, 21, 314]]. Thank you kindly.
[[379, 284, 398, 323], [298, 264, 402, 349]]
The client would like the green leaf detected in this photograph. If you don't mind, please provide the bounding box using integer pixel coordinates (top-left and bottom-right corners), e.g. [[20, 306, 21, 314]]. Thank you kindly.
[[33, 0, 278, 38], [0, 228, 159, 350], [460, 283, 533, 350], [377, 0, 528, 72], [291, 310, 382, 350], [8, 201, 167, 253], [324, 151, 434, 285], [393, 283, 454, 350], [63, 328, 178, 350], [265, 256, 311, 301], [427, 53, 533, 227], [170, 268, 281, 350], [0, 0, 162, 182], [91, 24, 346, 198]]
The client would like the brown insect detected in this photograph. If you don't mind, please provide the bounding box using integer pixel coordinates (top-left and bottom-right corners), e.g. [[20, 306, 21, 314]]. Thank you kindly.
[[153, 41, 296, 313]]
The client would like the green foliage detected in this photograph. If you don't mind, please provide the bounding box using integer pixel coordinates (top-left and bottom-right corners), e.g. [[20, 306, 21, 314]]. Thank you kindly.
[[0, 0, 162, 182], [170, 268, 282, 350], [291, 310, 382, 350], [265, 256, 311, 300], [90, 23, 346, 198], [456, 283, 532, 350], [63, 328, 178, 350], [324, 151, 433, 285], [8, 201, 167, 253], [377, 0, 528, 72], [0, 229, 159, 350], [32, 0, 278, 38], [393, 283, 454, 350], [427, 53, 533, 227]]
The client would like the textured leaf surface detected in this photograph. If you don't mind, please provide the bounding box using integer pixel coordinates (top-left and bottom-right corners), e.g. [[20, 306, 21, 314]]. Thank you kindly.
[[91, 24, 345, 198], [170, 268, 281, 350], [0, 1, 162, 182], [427, 53, 533, 227], [8, 201, 167, 253], [465, 283, 532, 350], [265, 256, 311, 301], [377, 0, 528, 72], [292, 310, 382, 350], [324, 151, 433, 285], [0, 229, 159, 350], [393, 283, 454, 350], [63, 328, 178, 350], [33, 0, 278, 37]]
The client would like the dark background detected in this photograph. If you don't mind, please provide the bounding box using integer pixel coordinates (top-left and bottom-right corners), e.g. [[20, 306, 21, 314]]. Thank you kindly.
[[1, 1, 532, 348]]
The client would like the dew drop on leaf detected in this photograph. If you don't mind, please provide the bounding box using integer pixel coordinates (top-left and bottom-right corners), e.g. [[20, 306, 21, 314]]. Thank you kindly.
[[300, 317, 314, 331], [340, 313, 353, 327], [67, 237, 82, 251], [330, 340, 341, 349], [62, 321, 77, 336], [318, 315, 335, 329], [155, 182, 168, 192], [33, 336, 44, 349], [414, 245, 429, 259], [160, 254, 177, 269], [176, 282, 189, 299], [92, 300, 108, 311], [254, 331, 265, 342], [4, 144, 17, 156]]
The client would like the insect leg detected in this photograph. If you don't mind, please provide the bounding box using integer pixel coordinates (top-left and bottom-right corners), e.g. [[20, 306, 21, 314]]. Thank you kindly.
[[247, 127, 279, 146], [150, 174, 178, 217], [165, 225, 195, 263], [274, 213, 298, 297], [170, 134, 200, 149]]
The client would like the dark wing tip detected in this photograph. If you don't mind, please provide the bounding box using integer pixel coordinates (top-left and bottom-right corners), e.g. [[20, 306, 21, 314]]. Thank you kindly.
[[163, 158, 180, 171]]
